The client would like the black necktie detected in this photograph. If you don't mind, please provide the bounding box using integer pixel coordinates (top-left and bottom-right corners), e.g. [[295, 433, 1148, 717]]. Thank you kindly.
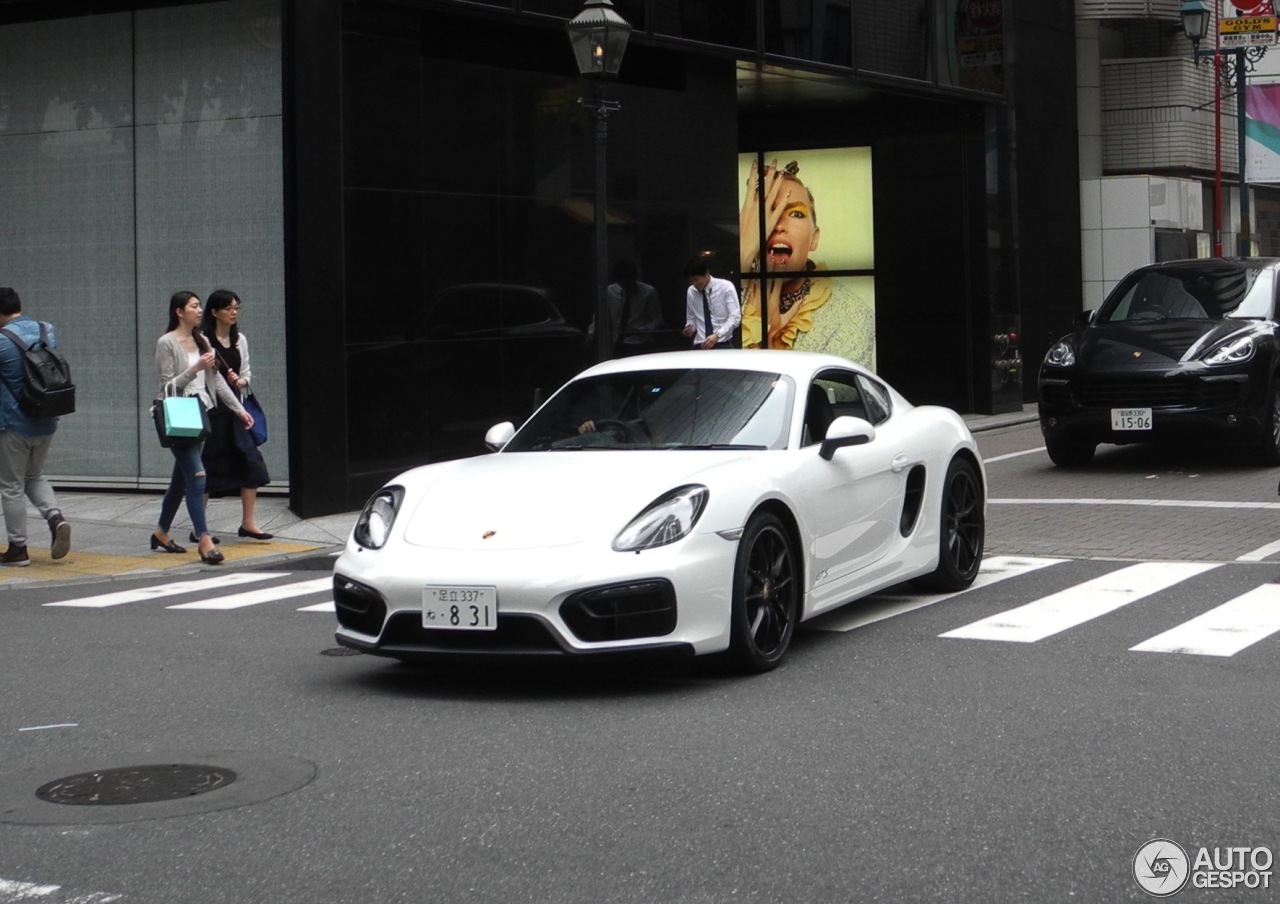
[[618, 286, 633, 342], [700, 289, 713, 342]]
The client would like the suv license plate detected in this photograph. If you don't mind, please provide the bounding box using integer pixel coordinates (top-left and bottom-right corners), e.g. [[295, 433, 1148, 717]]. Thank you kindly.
[[422, 586, 497, 630], [1111, 407, 1152, 431]]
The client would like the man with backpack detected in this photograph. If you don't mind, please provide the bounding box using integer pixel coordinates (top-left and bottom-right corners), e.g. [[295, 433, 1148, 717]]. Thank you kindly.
[[0, 288, 71, 566]]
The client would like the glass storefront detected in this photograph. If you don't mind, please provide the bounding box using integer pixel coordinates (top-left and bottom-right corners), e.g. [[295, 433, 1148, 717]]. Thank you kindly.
[[0, 0, 286, 487]]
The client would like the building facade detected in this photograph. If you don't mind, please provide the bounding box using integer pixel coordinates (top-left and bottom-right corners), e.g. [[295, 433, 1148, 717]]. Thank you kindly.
[[1077, 0, 1280, 306], [0, 0, 1080, 517]]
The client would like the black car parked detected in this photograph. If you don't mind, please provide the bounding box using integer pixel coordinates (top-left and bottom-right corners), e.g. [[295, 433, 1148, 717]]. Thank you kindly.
[[1038, 257, 1280, 466]]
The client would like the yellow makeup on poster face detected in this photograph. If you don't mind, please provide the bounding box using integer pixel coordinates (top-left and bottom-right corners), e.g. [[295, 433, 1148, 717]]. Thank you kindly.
[[784, 202, 811, 220]]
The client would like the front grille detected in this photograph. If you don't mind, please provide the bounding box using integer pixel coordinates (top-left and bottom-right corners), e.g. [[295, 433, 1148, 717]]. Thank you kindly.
[[1075, 380, 1195, 407], [333, 575, 387, 635], [380, 612, 563, 653], [1048, 377, 1246, 410], [560, 580, 678, 642]]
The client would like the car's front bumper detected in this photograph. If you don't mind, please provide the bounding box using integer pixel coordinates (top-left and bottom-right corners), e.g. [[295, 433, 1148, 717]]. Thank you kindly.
[[331, 530, 736, 662], [1038, 371, 1267, 445]]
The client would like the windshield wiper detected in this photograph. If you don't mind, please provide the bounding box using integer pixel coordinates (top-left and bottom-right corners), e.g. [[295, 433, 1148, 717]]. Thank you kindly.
[[664, 443, 767, 450]]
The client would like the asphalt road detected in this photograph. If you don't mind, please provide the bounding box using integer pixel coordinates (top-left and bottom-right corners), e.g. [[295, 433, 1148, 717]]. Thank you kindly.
[[2, 424, 1279, 904]]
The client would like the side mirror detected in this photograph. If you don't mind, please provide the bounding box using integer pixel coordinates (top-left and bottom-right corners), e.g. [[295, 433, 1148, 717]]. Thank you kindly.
[[1072, 309, 1095, 328], [484, 421, 515, 452], [819, 416, 874, 460]]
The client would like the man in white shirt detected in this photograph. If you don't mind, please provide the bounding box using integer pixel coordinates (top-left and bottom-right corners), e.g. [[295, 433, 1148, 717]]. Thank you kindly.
[[682, 257, 741, 349]]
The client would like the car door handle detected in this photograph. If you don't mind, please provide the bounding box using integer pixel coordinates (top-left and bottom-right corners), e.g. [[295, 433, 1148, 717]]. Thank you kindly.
[[891, 453, 913, 473]]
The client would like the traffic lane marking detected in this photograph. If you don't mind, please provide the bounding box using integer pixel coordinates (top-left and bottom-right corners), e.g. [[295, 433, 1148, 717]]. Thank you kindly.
[[807, 555, 1064, 633], [982, 446, 1046, 463], [0, 876, 121, 902], [940, 561, 1220, 643], [1131, 583, 1280, 656], [167, 576, 332, 609], [990, 498, 1280, 510], [44, 573, 290, 607]]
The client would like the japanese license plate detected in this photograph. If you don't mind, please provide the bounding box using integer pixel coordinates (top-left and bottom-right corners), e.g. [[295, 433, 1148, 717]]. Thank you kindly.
[[1111, 407, 1152, 431], [422, 586, 497, 630]]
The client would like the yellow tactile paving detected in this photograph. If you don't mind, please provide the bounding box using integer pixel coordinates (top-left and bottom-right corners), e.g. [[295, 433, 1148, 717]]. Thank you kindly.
[[0, 541, 323, 584]]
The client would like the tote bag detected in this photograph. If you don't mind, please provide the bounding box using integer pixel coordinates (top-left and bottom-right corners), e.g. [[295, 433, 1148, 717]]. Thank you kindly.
[[150, 385, 210, 448]]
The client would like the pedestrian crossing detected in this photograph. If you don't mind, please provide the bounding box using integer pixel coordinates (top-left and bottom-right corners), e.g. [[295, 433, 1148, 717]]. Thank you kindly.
[[810, 555, 1280, 660], [33, 556, 1280, 660], [43, 572, 335, 613]]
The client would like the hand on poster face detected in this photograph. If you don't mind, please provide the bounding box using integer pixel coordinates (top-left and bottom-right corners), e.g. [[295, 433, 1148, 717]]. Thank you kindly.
[[739, 159, 789, 273]]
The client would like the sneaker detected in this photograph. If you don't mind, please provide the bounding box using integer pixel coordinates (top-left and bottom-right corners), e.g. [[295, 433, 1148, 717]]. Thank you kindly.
[[0, 544, 30, 567], [49, 515, 71, 560]]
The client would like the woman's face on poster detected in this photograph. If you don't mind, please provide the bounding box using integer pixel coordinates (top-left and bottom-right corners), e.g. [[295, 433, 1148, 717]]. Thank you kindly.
[[765, 180, 820, 273]]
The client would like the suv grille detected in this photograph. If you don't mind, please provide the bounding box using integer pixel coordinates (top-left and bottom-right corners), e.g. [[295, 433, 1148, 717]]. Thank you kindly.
[[1047, 379, 1244, 410]]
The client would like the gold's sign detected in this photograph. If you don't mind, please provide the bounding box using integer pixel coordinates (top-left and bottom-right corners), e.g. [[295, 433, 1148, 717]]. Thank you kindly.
[[1221, 15, 1278, 32]]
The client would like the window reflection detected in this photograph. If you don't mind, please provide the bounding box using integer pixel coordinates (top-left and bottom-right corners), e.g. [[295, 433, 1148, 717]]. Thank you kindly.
[[650, 1, 756, 49], [764, 0, 852, 67]]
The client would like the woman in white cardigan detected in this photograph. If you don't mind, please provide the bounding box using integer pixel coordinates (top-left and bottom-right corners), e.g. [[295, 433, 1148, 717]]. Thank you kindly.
[[152, 291, 253, 564]]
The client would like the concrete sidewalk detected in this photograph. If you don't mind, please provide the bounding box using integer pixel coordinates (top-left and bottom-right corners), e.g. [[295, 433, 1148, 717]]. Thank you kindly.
[[0, 404, 1039, 588]]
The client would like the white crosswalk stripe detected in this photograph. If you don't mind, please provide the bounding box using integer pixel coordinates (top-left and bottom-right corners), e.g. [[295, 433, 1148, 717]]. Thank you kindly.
[[167, 577, 332, 610], [807, 555, 1064, 633], [939, 561, 1219, 643], [44, 573, 290, 608], [1130, 583, 1280, 656]]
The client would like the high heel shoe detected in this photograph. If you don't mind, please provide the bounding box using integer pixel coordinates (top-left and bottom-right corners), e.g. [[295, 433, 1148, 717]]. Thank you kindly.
[[237, 526, 273, 541], [150, 532, 186, 554], [199, 546, 225, 565], [190, 532, 220, 545]]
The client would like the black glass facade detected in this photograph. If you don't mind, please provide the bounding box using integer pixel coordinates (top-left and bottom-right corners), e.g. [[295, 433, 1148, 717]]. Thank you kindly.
[[0, 0, 1078, 517]]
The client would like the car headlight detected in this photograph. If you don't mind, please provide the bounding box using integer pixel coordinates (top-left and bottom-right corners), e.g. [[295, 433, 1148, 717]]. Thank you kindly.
[[613, 485, 709, 552], [1202, 335, 1255, 365], [353, 485, 404, 549], [1044, 342, 1076, 367]]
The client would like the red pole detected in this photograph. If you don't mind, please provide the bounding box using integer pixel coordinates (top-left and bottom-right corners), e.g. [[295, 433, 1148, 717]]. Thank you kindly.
[[1214, 10, 1223, 257]]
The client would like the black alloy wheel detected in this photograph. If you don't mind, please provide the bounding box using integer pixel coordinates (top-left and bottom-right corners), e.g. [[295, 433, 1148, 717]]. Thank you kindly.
[[1256, 383, 1280, 466], [920, 457, 985, 591], [728, 512, 798, 673]]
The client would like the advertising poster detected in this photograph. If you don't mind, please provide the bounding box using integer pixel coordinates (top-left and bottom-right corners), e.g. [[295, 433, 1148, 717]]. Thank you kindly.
[[1246, 84, 1280, 181], [737, 147, 876, 369]]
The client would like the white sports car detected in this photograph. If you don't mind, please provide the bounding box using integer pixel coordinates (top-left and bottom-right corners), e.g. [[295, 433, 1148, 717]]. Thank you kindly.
[[333, 350, 985, 672]]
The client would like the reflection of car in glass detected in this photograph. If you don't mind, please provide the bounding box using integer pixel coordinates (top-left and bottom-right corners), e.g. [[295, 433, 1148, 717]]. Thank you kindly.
[[347, 284, 587, 471], [333, 350, 986, 673], [1039, 258, 1280, 466]]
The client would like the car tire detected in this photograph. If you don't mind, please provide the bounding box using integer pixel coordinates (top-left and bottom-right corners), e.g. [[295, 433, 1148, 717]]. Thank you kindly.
[[728, 512, 798, 673], [1045, 437, 1095, 467], [919, 457, 985, 592], [1255, 383, 1280, 467]]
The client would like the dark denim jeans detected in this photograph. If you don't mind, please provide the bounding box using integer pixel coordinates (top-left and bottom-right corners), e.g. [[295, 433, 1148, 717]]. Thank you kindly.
[[158, 439, 209, 537]]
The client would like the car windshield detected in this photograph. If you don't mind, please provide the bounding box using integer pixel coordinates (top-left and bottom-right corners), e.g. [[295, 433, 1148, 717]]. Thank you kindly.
[[503, 368, 794, 452], [1097, 264, 1276, 323]]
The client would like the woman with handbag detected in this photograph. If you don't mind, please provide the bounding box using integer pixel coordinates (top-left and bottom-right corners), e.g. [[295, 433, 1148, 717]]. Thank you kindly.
[[199, 289, 272, 541], [152, 291, 252, 564]]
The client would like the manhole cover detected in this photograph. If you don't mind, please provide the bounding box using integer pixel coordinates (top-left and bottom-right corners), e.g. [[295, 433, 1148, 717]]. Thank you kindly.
[[36, 764, 237, 806]]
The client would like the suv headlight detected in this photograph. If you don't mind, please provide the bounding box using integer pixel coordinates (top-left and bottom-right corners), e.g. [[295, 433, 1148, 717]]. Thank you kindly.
[[1044, 342, 1076, 367], [353, 486, 404, 549], [613, 485, 709, 552], [1202, 335, 1255, 365]]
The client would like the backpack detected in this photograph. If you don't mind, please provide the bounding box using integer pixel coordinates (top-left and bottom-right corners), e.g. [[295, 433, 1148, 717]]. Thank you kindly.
[[0, 322, 76, 418]]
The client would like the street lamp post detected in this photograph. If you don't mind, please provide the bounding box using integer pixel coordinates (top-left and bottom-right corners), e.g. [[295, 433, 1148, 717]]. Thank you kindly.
[[567, 0, 631, 364], [1181, 0, 1266, 258]]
